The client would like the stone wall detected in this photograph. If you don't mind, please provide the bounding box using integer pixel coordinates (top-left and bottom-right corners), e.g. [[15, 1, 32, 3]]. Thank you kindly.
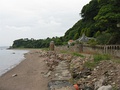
[[83, 45, 120, 57], [55, 44, 120, 57], [55, 44, 83, 53]]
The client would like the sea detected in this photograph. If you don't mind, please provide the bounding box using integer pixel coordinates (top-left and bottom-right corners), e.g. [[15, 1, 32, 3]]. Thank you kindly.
[[0, 46, 29, 76]]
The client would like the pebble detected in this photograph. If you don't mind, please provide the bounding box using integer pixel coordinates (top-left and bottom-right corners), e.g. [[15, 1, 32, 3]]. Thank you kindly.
[[12, 74, 17, 77], [87, 75, 91, 79], [44, 71, 52, 77]]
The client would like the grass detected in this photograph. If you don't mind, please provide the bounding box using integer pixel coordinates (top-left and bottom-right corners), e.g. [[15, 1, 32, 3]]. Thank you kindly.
[[60, 50, 70, 54], [60, 50, 84, 58], [93, 53, 111, 62], [112, 85, 119, 90], [85, 53, 111, 69], [112, 58, 120, 64], [84, 61, 97, 69], [41, 48, 49, 51], [72, 52, 84, 57]]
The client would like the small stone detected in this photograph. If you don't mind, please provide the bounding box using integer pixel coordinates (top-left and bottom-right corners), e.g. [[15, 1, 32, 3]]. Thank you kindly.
[[12, 74, 17, 77], [44, 71, 51, 77], [55, 73, 58, 76], [12, 52, 15, 54], [96, 66, 99, 69], [92, 78, 97, 82], [112, 82, 115, 85], [87, 75, 91, 79], [94, 68, 97, 71]]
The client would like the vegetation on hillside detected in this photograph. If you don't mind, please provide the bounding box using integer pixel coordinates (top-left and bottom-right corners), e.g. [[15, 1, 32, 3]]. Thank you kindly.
[[64, 0, 120, 44], [12, 37, 64, 48], [12, 0, 120, 48]]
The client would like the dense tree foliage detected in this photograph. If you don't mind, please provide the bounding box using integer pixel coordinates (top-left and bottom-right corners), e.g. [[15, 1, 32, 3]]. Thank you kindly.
[[12, 37, 64, 48], [64, 0, 120, 44], [12, 0, 120, 48]]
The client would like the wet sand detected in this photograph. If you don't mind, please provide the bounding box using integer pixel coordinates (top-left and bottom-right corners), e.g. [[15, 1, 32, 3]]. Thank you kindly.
[[0, 50, 50, 90]]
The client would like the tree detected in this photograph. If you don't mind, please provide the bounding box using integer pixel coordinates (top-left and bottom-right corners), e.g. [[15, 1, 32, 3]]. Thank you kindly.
[[94, 0, 120, 33], [94, 31, 101, 37], [96, 32, 111, 45], [74, 33, 79, 40], [81, 0, 99, 20]]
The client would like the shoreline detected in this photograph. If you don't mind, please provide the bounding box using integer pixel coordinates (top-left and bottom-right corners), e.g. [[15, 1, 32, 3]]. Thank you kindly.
[[0, 49, 50, 90], [0, 49, 29, 77]]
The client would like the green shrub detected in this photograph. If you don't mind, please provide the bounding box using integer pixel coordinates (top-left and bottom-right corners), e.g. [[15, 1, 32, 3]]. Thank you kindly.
[[96, 32, 111, 45], [87, 39, 97, 47]]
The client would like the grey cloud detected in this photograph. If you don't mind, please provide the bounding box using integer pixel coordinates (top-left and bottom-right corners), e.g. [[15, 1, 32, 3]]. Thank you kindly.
[[0, 0, 91, 46]]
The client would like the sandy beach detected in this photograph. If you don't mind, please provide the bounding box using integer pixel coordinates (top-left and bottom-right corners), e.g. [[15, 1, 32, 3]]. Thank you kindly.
[[0, 49, 50, 90]]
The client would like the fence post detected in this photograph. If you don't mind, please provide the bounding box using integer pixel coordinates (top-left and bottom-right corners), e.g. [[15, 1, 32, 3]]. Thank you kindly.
[[74, 44, 83, 53], [80, 44, 83, 53], [50, 41, 55, 51]]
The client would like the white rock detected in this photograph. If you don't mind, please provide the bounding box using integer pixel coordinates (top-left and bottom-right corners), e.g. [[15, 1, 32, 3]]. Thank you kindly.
[[97, 85, 112, 90], [87, 75, 91, 79], [44, 71, 51, 77], [94, 76, 106, 89], [12, 74, 17, 77]]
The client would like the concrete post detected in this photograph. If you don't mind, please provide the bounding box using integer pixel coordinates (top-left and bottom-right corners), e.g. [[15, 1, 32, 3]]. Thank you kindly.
[[79, 44, 83, 53], [75, 44, 83, 53], [50, 41, 55, 51]]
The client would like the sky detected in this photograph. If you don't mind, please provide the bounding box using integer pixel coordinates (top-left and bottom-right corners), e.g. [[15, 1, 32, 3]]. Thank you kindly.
[[0, 0, 91, 46]]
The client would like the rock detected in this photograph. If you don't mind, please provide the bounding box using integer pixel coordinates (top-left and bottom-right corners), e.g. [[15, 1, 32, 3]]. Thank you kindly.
[[111, 82, 115, 85], [12, 52, 15, 54], [97, 85, 112, 90], [66, 55, 73, 61], [55, 86, 75, 90], [53, 61, 72, 80], [62, 70, 70, 77], [92, 78, 97, 82], [94, 76, 106, 90], [96, 66, 100, 69], [48, 80, 74, 90], [87, 75, 91, 79], [84, 86, 93, 90], [57, 54, 64, 60], [44, 71, 52, 77], [12, 74, 17, 77]]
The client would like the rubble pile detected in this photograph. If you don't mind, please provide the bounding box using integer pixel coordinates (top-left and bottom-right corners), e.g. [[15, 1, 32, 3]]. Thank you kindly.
[[43, 51, 75, 90], [70, 57, 120, 89], [43, 51, 73, 71], [40, 50, 120, 90], [80, 60, 120, 89], [70, 56, 92, 80]]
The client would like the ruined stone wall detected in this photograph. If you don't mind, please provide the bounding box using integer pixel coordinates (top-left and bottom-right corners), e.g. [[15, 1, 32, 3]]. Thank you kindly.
[[55, 44, 83, 53], [83, 45, 120, 57], [55, 45, 120, 57]]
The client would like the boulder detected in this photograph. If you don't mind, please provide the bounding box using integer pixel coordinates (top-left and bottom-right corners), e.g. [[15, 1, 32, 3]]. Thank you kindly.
[[97, 85, 112, 90], [94, 76, 106, 89]]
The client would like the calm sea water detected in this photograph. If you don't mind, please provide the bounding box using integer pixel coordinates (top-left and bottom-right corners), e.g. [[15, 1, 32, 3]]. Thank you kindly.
[[0, 46, 29, 76]]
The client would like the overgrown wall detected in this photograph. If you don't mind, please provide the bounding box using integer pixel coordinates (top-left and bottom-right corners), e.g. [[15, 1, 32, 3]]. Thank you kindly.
[[55, 44, 120, 57]]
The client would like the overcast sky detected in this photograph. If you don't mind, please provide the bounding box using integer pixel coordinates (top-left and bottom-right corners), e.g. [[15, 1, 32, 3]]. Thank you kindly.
[[0, 0, 91, 46]]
